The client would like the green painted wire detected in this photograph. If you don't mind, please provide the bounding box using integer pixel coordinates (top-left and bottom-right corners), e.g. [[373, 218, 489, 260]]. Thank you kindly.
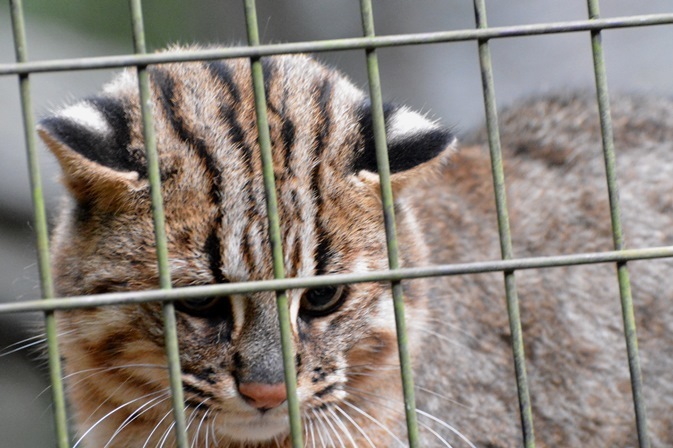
[[8, 1, 70, 447], [473, 0, 536, 446], [2, 13, 673, 76], [242, 1, 304, 447], [358, 0, 421, 446], [128, 0, 189, 446], [586, 1, 650, 447], [2, 245, 673, 316], [2, 3, 668, 446]]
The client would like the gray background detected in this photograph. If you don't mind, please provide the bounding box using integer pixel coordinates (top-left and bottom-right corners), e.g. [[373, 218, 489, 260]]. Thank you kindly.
[[1, 1, 672, 446]]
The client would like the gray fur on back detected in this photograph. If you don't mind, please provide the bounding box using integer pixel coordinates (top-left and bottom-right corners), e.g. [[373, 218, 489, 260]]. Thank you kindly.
[[413, 92, 673, 447]]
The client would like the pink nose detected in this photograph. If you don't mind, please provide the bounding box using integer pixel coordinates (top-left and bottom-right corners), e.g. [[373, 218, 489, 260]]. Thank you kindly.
[[238, 382, 287, 410]]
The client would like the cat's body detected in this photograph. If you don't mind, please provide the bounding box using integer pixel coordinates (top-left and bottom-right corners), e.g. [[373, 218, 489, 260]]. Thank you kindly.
[[38, 50, 673, 447], [416, 94, 673, 447]]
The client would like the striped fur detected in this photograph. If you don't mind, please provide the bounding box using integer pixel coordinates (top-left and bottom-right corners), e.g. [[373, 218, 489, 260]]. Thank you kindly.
[[39, 50, 453, 447], [39, 49, 673, 447]]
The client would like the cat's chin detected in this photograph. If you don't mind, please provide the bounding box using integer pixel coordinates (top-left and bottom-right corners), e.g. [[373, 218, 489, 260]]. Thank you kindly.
[[216, 413, 290, 442]]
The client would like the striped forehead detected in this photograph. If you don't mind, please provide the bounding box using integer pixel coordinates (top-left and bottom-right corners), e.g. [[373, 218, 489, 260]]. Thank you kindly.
[[139, 58, 363, 283]]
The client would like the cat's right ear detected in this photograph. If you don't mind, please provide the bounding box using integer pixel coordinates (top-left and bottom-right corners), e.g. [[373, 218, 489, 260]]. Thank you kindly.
[[354, 101, 456, 192], [38, 97, 146, 209]]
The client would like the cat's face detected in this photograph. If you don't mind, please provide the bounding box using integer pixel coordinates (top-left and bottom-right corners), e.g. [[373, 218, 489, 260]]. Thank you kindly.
[[40, 51, 453, 446]]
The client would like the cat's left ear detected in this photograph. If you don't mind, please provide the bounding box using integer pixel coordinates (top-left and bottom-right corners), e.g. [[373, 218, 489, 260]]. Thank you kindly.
[[37, 96, 147, 211], [354, 101, 456, 189]]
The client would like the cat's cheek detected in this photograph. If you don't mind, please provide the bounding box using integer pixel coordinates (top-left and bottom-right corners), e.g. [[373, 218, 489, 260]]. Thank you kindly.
[[372, 287, 396, 330], [345, 329, 397, 367]]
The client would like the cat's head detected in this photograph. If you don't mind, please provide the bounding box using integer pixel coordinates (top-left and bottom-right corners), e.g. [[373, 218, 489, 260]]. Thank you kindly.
[[39, 53, 454, 445]]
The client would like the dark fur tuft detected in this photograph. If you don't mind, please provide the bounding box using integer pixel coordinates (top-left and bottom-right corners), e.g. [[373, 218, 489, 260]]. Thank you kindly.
[[354, 100, 453, 174], [40, 96, 146, 176]]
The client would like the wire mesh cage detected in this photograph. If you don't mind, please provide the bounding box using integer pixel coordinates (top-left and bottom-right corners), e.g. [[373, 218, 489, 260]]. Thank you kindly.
[[1, 1, 673, 447]]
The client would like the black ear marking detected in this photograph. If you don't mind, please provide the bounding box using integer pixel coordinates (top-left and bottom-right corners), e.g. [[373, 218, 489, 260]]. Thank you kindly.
[[354, 100, 454, 174], [39, 96, 147, 177], [354, 101, 397, 173]]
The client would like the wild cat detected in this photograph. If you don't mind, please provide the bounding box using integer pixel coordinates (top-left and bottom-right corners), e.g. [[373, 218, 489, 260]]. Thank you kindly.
[[36, 48, 673, 447]]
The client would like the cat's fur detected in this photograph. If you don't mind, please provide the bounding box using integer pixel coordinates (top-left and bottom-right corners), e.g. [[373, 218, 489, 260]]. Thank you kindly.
[[39, 49, 673, 447]]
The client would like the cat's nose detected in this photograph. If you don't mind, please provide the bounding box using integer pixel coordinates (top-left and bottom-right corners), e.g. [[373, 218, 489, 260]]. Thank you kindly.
[[238, 382, 287, 410]]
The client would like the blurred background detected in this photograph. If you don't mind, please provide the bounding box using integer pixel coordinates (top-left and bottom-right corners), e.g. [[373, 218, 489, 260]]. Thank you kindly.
[[1, 0, 672, 445]]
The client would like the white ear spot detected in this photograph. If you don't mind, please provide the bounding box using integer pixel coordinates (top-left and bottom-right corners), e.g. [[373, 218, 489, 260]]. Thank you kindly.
[[386, 106, 440, 144], [58, 102, 113, 137], [103, 69, 137, 95]]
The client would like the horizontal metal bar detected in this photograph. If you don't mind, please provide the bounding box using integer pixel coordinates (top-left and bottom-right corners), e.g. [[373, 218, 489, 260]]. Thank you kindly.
[[1, 246, 672, 315], [0, 13, 671, 76]]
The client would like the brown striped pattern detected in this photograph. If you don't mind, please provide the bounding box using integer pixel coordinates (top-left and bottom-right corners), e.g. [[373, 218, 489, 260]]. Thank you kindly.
[[41, 48, 455, 447]]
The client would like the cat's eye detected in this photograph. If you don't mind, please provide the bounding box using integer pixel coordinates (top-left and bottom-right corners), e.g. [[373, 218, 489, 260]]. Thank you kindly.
[[175, 296, 230, 318], [300, 285, 346, 317]]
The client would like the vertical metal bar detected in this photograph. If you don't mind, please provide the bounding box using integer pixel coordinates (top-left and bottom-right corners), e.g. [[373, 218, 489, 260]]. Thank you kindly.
[[358, 1, 421, 446], [8, 2, 70, 447], [473, 1, 536, 446], [586, 2, 650, 447], [128, 1, 188, 446], [242, 1, 303, 446]]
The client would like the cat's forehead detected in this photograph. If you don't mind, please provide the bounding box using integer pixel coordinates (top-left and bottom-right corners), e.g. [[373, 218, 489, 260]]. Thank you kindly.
[[133, 58, 376, 282], [101, 56, 369, 194]]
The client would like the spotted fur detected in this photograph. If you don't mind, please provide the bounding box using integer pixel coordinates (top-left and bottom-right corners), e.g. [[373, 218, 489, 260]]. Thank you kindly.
[[40, 48, 673, 447]]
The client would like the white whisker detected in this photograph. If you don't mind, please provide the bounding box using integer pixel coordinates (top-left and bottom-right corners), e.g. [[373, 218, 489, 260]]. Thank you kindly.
[[142, 406, 174, 448], [308, 418, 316, 448], [416, 327, 474, 351], [311, 409, 328, 448], [346, 371, 397, 379], [319, 407, 346, 448], [73, 388, 169, 448], [415, 385, 472, 411], [347, 363, 401, 372], [333, 404, 376, 448], [36, 363, 168, 410], [0, 336, 46, 357], [204, 414, 210, 448], [341, 400, 405, 447], [326, 405, 356, 447], [349, 372, 475, 412], [345, 385, 475, 447], [191, 408, 210, 448], [104, 392, 171, 447], [343, 385, 401, 410], [67, 363, 168, 379], [0, 330, 76, 358], [347, 368, 472, 412], [156, 418, 176, 448], [418, 420, 454, 448], [416, 409, 477, 448], [185, 400, 210, 431], [84, 375, 136, 426], [210, 413, 221, 446], [302, 414, 310, 448], [185, 400, 210, 448], [415, 316, 479, 342]]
